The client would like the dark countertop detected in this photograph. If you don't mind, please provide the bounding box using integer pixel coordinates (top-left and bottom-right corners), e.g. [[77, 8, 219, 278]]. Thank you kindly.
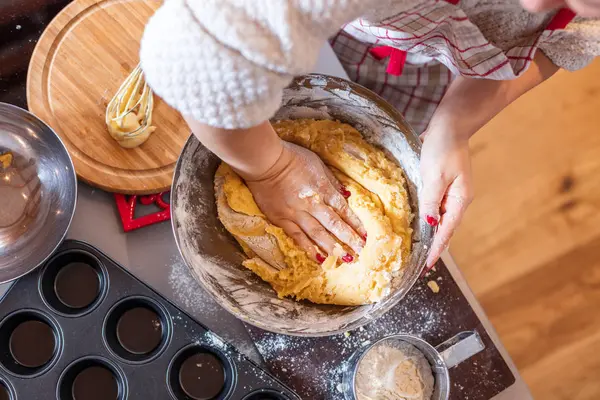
[[0, 0, 71, 108]]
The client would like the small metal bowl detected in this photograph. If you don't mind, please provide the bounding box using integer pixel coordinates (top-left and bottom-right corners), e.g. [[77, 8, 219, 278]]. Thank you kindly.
[[342, 332, 485, 400], [0, 103, 77, 283], [172, 74, 433, 336]]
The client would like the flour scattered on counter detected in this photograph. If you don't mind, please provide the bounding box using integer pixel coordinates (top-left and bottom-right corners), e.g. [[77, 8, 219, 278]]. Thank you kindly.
[[169, 257, 260, 360], [168, 256, 221, 315], [204, 331, 226, 350], [255, 334, 295, 356], [248, 287, 446, 398]]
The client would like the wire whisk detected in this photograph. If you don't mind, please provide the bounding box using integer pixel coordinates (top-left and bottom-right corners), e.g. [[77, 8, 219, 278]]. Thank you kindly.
[[106, 63, 156, 147]]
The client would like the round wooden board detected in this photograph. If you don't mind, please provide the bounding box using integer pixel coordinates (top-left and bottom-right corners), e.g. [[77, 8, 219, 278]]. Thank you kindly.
[[27, 0, 189, 194]]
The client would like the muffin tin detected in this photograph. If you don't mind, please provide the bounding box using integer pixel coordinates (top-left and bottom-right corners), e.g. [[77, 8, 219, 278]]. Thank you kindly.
[[0, 240, 299, 400]]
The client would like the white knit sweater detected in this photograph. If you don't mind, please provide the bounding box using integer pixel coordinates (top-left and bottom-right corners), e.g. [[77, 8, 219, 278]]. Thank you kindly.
[[140, 0, 599, 129]]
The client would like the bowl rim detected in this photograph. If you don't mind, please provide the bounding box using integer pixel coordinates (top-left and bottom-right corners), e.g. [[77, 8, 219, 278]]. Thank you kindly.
[[170, 74, 431, 337], [0, 102, 77, 283]]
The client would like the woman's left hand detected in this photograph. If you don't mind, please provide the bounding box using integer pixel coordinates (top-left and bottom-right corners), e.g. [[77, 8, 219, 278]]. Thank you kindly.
[[417, 52, 559, 270], [419, 126, 474, 270]]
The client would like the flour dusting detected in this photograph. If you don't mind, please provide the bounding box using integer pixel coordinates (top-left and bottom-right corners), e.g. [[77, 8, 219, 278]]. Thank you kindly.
[[168, 256, 221, 315], [246, 274, 450, 399]]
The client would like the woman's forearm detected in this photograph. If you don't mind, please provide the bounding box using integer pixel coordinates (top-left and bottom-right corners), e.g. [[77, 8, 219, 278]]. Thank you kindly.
[[185, 52, 557, 186], [427, 51, 559, 139], [184, 119, 284, 180]]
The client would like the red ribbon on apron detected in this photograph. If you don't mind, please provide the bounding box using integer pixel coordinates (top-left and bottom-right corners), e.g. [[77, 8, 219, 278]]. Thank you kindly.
[[369, 46, 408, 76]]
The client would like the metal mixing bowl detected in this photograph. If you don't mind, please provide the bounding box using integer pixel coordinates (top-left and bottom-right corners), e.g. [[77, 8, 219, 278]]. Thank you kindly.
[[171, 74, 433, 336], [0, 103, 77, 283]]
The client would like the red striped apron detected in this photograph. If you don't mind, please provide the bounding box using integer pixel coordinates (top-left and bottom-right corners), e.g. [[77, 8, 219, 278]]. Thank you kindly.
[[330, 5, 575, 133]]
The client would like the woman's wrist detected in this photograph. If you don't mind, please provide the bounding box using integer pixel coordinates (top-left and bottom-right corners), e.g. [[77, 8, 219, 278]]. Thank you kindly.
[[184, 118, 284, 180], [427, 52, 557, 141], [424, 109, 472, 144], [426, 77, 497, 142]]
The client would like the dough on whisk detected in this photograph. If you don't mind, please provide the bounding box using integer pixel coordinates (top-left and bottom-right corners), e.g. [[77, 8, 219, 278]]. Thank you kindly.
[[107, 112, 156, 148], [214, 119, 413, 306], [106, 65, 156, 148]]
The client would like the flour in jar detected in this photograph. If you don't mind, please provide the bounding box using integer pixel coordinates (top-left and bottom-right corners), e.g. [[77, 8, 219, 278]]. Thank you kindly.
[[355, 340, 434, 400]]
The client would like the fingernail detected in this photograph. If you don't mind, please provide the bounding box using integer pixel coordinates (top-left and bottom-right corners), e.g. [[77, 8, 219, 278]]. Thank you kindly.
[[421, 264, 434, 278], [342, 253, 354, 263], [361, 233, 368, 241], [316, 253, 326, 264], [340, 186, 351, 198], [426, 215, 439, 226]]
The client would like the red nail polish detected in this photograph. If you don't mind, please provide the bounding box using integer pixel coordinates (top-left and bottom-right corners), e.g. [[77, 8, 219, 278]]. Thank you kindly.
[[362, 233, 368, 241], [342, 254, 354, 263], [340, 186, 351, 199], [316, 253, 326, 264], [421, 264, 434, 278], [426, 215, 439, 227]]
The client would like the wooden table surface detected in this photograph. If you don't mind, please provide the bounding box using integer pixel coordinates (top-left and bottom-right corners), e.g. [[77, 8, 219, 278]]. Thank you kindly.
[[453, 58, 600, 400]]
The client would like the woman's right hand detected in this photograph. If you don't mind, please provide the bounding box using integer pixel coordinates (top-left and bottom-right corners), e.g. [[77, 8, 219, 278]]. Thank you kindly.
[[185, 118, 365, 262], [241, 141, 366, 262]]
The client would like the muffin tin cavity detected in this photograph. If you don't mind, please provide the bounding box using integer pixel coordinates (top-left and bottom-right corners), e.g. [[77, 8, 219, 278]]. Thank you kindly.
[[0, 379, 14, 400], [40, 251, 106, 316], [0, 310, 61, 376], [0, 386, 8, 400], [58, 357, 126, 400], [103, 297, 170, 363], [242, 389, 291, 400], [168, 345, 235, 400]]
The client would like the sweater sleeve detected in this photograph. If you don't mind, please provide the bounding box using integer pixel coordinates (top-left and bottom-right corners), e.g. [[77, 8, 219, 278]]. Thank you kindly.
[[140, 0, 372, 129], [539, 17, 600, 71]]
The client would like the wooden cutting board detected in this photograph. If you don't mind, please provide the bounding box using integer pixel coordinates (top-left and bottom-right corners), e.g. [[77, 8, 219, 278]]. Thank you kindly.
[[27, 0, 189, 194]]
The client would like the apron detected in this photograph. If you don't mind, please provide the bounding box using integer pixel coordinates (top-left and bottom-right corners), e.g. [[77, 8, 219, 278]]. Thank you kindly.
[[330, 4, 575, 133]]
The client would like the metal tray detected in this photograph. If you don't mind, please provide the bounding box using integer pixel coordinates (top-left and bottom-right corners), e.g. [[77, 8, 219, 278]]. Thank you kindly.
[[0, 240, 299, 400]]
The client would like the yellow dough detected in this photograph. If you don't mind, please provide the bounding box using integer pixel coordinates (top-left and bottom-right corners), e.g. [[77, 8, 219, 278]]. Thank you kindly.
[[0, 153, 13, 169], [107, 112, 155, 149], [214, 119, 413, 306]]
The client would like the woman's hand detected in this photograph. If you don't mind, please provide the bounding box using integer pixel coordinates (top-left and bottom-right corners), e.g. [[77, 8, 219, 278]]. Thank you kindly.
[[241, 141, 366, 262], [419, 54, 557, 268], [185, 118, 365, 262], [419, 128, 473, 270]]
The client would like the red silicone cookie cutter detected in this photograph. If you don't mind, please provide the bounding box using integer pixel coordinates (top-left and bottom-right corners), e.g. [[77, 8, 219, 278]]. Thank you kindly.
[[114, 192, 171, 232]]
